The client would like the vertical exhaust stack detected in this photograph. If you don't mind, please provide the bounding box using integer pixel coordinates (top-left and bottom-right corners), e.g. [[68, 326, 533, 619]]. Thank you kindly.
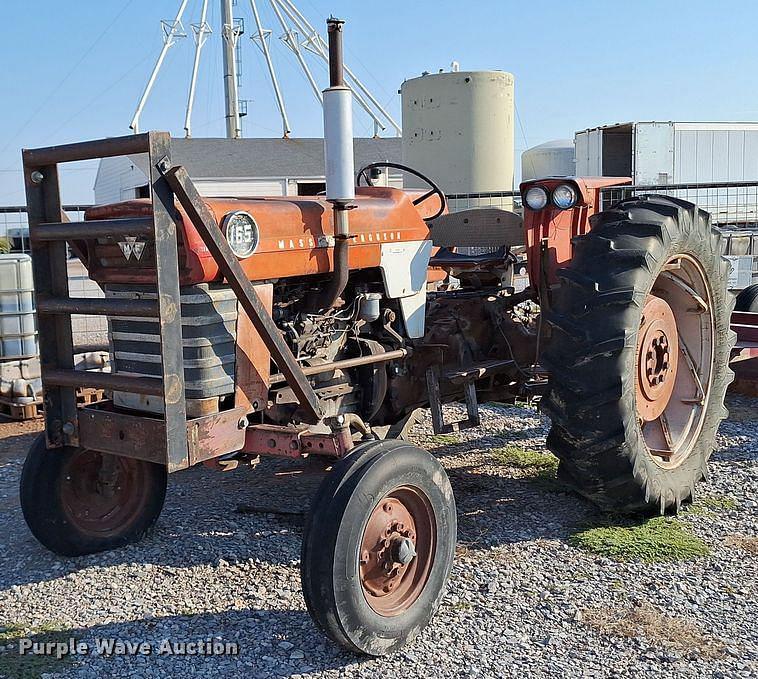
[[318, 17, 354, 310], [323, 17, 355, 204], [221, 0, 242, 139]]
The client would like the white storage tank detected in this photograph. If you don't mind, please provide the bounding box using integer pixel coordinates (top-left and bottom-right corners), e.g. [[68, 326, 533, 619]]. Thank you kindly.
[[522, 139, 575, 181], [401, 69, 515, 211], [0, 254, 37, 360]]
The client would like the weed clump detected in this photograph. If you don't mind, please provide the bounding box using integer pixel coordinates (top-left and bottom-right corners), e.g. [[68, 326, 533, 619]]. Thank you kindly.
[[569, 517, 710, 563], [429, 433, 460, 446], [492, 445, 558, 478]]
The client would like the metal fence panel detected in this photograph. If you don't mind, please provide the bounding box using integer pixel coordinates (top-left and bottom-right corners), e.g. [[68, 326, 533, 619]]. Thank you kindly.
[[601, 181, 758, 290], [600, 181, 758, 229]]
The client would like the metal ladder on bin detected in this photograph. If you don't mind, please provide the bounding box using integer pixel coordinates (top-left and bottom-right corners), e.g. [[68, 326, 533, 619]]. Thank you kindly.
[[23, 132, 188, 470]]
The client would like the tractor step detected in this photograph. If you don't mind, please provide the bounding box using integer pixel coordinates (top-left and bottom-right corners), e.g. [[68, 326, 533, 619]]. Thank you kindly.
[[443, 358, 515, 384], [426, 365, 481, 435], [426, 358, 519, 434]]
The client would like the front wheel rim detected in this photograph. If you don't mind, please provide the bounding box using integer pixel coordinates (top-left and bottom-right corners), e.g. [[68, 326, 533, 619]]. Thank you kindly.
[[635, 254, 715, 469], [359, 485, 436, 617], [60, 450, 150, 537]]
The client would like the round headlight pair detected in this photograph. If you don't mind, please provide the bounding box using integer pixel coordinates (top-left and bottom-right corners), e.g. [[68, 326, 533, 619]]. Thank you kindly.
[[524, 183, 579, 211], [222, 211, 259, 258]]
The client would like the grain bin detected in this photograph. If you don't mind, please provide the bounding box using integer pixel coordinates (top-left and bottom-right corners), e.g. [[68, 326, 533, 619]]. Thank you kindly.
[[522, 140, 575, 181], [401, 70, 515, 211]]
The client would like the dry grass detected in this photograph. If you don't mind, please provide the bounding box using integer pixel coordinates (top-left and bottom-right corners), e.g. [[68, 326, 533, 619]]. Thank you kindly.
[[725, 534, 758, 555], [455, 544, 471, 558], [581, 602, 725, 658]]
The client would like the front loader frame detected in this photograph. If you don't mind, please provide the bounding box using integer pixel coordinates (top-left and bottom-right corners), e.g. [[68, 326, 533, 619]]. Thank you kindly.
[[23, 132, 330, 473]]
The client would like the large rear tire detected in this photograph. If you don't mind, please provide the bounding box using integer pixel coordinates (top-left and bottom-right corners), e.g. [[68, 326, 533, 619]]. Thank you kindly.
[[542, 195, 735, 514], [734, 283, 758, 312], [20, 434, 167, 556], [301, 439, 456, 656]]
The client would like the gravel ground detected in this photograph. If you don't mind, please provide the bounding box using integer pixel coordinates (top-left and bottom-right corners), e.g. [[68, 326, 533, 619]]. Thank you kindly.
[[0, 395, 756, 678]]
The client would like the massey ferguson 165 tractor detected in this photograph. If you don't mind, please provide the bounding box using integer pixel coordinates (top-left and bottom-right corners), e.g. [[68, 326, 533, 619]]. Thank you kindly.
[[19, 19, 734, 656]]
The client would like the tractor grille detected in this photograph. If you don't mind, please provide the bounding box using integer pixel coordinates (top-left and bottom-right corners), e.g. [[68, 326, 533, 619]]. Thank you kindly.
[[106, 283, 238, 402]]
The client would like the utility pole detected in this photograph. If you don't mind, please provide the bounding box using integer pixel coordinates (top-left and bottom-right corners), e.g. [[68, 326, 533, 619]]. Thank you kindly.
[[221, 0, 242, 139]]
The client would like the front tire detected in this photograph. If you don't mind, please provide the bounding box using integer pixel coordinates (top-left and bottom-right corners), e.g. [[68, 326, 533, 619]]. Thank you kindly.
[[20, 434, 167, 556], [542, 195, 735, 514], [301, 439, 457, 656]]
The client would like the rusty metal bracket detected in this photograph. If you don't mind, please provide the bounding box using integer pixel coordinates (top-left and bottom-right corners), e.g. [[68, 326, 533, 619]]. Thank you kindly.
[[78, 405, 246, 470], [163, 165, 323, 425], [244, 424, 351, 459]]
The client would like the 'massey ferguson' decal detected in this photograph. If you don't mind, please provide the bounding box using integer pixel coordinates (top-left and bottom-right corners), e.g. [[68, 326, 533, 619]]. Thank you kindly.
[[118, 236, 146, 261], [276, 231, 403, 250]]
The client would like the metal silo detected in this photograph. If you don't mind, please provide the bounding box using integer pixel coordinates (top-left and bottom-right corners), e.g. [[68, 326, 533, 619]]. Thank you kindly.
[[401, 70, 515, 212], [521, 140, 575, 182]]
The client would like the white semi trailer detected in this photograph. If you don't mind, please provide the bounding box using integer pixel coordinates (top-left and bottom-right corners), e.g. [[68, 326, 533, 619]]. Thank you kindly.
[[576, 121, 758, 291], [575, 121, 758, 186]]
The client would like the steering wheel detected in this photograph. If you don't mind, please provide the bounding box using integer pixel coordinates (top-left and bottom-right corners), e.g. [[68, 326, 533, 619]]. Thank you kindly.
[[356, 161, 447, 222]]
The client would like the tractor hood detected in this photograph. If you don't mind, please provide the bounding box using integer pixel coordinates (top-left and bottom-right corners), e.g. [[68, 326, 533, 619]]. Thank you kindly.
[[81, 187, 432, 286]]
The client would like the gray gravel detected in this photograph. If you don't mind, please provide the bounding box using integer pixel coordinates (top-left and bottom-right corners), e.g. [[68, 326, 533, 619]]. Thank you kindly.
[[0, 394, 756, 678]]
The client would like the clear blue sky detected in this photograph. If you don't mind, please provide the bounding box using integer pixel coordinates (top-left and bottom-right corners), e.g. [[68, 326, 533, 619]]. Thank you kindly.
[[1, 0, 757, 205]]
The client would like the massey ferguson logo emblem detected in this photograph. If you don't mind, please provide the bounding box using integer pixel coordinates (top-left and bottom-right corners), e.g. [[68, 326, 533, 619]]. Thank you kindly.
[[118, 236, 146, 261]]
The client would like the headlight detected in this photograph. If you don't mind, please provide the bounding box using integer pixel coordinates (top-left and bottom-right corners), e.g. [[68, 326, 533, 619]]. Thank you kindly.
[[222, 211, 259, 258], [551, 183, 578, 210], [524, 186, 549, 211]]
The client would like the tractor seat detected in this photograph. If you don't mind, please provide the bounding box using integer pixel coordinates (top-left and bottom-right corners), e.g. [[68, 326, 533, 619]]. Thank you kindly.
[[430, 247, 508, 269], [431, 208, 524, 249]]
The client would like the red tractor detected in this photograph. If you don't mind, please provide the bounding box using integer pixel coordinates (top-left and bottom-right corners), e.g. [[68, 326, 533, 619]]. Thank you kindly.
[[19, 19, 734, 656]]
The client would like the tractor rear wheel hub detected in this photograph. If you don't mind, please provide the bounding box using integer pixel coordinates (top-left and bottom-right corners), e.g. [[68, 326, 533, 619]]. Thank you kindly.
[[636, 295, 679, 422]]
